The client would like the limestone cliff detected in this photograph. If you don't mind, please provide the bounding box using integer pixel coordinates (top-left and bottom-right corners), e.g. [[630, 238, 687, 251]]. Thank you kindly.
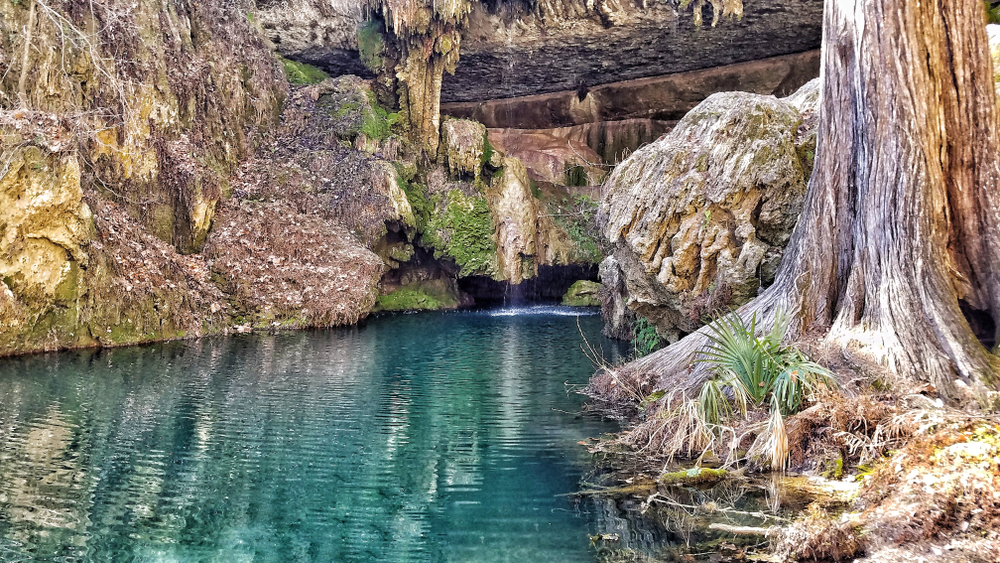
[[599, 79, 820, 342], [0, 2, 396, 356], [258, 0, 822, 104], [0, 0, 288, 355]]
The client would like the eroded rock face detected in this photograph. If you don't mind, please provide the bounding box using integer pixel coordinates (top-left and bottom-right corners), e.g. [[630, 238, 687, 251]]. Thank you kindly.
[[487, 129, 606, 186], [600, 79, 820, 342], [486, 156, 539, 283], [417, 125, 602, 285], [452, 0, 821, 103], [441, 118, 488, 182], [0, 0, 286, 356], [258, 0, 822, 105], [0, 1, 285, 255], [0, 126, 233, 356]]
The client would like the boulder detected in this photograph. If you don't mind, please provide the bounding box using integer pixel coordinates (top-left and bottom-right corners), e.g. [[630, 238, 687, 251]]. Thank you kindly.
[[562, 280, 601, 307], [600, 79, 820, 342]]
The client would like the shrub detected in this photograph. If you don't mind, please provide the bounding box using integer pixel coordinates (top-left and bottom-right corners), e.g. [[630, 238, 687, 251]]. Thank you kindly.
[[695, 309, 834, 422]]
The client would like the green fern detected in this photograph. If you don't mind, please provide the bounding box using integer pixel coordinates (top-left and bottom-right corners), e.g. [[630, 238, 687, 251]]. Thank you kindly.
[[632, 317, 663, 357]]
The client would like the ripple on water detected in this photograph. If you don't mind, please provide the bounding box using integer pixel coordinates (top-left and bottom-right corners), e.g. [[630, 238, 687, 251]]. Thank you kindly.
[[0, 310, 628, 562]]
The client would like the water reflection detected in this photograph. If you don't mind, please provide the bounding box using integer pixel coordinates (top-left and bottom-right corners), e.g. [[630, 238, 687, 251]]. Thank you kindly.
[[0, 308, 625, 562]]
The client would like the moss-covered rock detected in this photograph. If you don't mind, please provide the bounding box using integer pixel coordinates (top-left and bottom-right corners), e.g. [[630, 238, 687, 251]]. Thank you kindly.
[[422, 188, 500, 278], [280, 56, 330, 85], [562, 280, 602, 307], [658, 467, 728, 487], [314, 75, 400, 146], [373, 278, 466, 312]]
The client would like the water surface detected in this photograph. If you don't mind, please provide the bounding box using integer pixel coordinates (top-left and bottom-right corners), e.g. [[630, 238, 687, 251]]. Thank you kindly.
[[0, 307, 629, 562]]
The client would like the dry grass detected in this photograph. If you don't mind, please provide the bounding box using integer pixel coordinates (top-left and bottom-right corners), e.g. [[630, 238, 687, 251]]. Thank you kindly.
[[773, 413, 1000, 562]]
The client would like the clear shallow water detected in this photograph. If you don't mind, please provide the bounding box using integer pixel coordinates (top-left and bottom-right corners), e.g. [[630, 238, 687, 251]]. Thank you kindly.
[[0, 307, 629, 562]]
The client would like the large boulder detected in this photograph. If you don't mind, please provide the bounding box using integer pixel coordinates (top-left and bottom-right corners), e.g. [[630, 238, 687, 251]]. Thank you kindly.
[[600, 79, 819, 342]]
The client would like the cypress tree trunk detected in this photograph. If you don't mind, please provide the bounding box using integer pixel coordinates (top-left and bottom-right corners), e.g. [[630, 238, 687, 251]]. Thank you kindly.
[[601, 0, 1000, 405]]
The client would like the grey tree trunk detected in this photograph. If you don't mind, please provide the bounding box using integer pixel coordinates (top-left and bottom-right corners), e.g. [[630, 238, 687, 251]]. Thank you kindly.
[[595, 0, 1000, 406]]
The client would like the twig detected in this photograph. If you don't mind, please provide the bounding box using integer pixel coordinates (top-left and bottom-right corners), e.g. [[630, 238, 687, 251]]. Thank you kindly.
[[708, 523, 781, 536]]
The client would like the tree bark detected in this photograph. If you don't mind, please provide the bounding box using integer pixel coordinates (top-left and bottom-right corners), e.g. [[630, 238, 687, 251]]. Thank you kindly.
[[595, 0, 1000, 405]]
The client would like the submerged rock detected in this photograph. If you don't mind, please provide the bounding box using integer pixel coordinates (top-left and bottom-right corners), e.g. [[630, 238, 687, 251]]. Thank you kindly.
[[600, 79, 820, 342], [658, 467, 728, 487], [562, 280, 601, 307]]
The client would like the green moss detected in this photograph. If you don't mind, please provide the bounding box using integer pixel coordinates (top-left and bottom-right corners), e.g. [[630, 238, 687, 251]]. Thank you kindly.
[[394, 164, 431, 231], [566, 165, 590, 187], [562, 280, 601, 307], [423, 190, 498, 277], [987, 1, 1000, 23], [333, 101, 362, 119], [2, 276, 12, 290], [528, 178, 541, 199], [640, 389, 666, 410], [822, 456, 845, 480], [659, 467, 728, 486], [481, 132, 494, 166], [52, 261, 80, 303], [360, 103, 399, 141], [358, 20, 387, 72], [373, 279, 462, 312], [280, 56, 328, 86]]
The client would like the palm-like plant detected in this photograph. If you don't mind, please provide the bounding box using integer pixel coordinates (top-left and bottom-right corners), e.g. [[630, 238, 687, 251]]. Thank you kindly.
[[696, 309, 834, 424], [693, 310, 834, 470]]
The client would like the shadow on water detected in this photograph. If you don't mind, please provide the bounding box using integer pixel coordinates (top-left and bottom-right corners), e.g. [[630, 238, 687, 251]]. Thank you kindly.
[[582, 472, 816, 562]]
